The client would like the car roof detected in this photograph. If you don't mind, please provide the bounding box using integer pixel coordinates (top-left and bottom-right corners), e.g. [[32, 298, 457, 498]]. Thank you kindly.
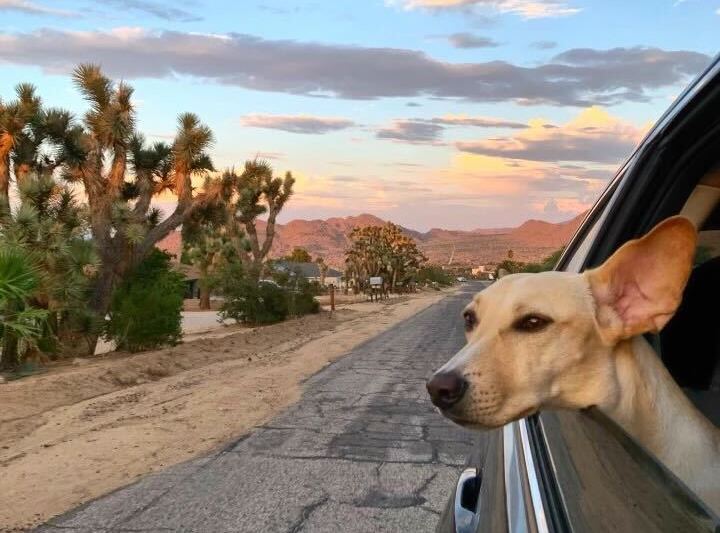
[[637, 53, 720, 150]]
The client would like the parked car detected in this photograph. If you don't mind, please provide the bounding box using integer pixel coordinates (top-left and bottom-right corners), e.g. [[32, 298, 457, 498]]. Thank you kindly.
[[437, 54, 720, 532], [456, 277, 467, 283]]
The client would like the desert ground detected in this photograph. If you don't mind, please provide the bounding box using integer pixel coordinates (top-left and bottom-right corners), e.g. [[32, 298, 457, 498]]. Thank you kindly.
[[0, 290, 450, 531]]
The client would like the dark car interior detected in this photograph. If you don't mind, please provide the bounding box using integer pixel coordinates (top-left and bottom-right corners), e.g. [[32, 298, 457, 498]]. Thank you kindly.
[[661, 175, 720, 428], [599, 109, 720, 432]]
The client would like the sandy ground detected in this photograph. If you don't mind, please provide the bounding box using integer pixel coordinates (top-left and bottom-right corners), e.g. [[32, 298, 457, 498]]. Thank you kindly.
[[0, 290, 450, 531]]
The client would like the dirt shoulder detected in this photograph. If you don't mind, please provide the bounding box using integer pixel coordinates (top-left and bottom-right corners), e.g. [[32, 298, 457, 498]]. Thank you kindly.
[[0, 290, 451, 531]]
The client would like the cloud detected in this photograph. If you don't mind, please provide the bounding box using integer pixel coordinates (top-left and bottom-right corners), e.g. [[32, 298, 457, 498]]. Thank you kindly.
[[531, 40, 557, 49], [447, 32, 499, 48], [376, 120, 445, 143], [0, 29, 708, 106], [329, 175, 363, 182], [101, 0, 201, 22], [376, 114, 527, 144], [389, 0, 580, 19], [0, 0, 77, 16], [430, 114, 526, 128], [240, 114, 356, 134], [456, 106, 645, 164]]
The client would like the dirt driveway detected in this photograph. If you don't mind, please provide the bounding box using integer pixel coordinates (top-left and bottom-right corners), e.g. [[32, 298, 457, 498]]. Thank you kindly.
[[0, 290, 450, 531]]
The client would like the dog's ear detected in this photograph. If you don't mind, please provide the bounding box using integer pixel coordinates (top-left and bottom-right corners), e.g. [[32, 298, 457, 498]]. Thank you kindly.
[[586, 216, 697, 344]]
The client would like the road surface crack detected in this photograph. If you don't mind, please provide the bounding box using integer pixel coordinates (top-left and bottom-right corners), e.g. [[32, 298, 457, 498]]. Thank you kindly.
[[286, 494, 330, 533]]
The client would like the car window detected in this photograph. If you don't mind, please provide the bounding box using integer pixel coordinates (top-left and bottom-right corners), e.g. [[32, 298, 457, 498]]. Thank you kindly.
[[562, 185, 617, 274], [559, 158, 633, 274], [538, 82, 720, 531]]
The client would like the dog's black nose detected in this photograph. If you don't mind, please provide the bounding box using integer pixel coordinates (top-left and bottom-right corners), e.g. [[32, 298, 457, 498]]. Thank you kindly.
[[426, 372, 467, 409]]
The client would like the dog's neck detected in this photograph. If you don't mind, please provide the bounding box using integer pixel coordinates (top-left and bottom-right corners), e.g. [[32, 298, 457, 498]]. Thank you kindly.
[[597, 336, 720, 510]]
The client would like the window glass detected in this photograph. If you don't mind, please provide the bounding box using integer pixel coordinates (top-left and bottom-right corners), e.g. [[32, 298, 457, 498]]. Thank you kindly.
[[563, 180, 622, 274]]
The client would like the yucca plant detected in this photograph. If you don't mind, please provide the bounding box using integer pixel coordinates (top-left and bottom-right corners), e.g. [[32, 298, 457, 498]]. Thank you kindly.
[[1, 176, 99, 359]]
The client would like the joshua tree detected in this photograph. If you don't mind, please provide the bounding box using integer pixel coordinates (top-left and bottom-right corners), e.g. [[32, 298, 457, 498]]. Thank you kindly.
[[54, 65, 228, 352], [0, 83, 41, 203], [182, 205, 238, 310], [382, 223, 426, 291], [223, 160, 295, 277], [344, 222, 425, 293], [316, 256, 328, 286]]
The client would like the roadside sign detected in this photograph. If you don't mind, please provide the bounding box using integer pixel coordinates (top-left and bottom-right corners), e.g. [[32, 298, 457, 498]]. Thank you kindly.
[[369, 276, 382, 287]]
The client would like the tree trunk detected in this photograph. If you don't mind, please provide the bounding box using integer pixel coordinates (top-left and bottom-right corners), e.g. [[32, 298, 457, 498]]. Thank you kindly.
[[84, 264, 118, 356], [0, 331, 19, 371], [199, 283, 211, 310], [0, 154, 10, 205]]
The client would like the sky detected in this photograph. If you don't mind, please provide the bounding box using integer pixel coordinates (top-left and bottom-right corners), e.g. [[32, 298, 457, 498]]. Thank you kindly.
[[0, 0, 718, 231]]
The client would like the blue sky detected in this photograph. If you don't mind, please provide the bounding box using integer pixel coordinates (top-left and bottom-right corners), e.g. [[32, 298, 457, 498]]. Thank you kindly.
[[1, 0, 718, 230]]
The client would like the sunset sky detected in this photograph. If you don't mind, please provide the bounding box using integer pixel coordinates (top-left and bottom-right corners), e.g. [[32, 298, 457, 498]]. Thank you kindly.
[[1, 0, 718, 230]]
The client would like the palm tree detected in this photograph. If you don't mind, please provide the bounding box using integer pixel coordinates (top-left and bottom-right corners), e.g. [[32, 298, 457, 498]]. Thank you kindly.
[[0, 245, 47, 370]]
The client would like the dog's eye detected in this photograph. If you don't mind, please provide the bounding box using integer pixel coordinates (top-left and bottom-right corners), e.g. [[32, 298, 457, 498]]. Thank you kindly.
[[463, 310, 477, 332], [513, 314, 552, 332]]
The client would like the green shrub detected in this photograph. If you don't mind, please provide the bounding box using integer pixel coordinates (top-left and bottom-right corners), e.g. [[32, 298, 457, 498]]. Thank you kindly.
[[106, 250, 184, 352], [217, 262, 288, 324], [217, 262, 319, 324], [286, 279, 320, 317], [416, 266, 455, 287], [496, 248, 564, 276]]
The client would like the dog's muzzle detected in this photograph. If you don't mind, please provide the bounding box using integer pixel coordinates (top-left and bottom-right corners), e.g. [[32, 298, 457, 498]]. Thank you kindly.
[[426, 371, 468, 410]]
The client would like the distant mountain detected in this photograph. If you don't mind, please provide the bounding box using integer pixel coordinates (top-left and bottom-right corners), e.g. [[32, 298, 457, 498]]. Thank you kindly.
[[509, 213, 586, 247], [158, 212, 587, 269]]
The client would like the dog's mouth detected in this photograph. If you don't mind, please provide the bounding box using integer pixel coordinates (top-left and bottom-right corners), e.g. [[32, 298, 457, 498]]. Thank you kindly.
[[436, 405, 538, 430], [435, 407, 499, 430]]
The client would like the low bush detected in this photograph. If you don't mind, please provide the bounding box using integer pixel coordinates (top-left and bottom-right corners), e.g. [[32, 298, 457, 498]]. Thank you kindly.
[[495, 248, 564, 277], [217, 262, 319, 324], [105, 250, 184, 352], [416, 266, 455, 287], [286, 279, 320, 317]]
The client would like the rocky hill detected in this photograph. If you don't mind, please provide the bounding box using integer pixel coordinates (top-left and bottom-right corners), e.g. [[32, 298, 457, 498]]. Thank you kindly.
[[159, 212, 586, 269]]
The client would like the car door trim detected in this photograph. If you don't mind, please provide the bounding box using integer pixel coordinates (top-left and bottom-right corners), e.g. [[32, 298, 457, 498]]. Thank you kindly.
[[503, 423, 527, 533], [504, 422, 550, 533], [519, 419, 550, 533]]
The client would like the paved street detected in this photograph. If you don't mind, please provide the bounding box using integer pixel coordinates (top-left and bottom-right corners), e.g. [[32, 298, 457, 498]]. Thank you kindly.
[[39, 283, 483, 533]]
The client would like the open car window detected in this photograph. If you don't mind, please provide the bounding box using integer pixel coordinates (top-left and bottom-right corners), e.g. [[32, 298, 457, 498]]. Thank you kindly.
[[532, 64, 720, 531]]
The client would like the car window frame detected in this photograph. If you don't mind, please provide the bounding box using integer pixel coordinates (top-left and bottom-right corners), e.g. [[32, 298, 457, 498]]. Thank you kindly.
[[522, 55, 720, 533]]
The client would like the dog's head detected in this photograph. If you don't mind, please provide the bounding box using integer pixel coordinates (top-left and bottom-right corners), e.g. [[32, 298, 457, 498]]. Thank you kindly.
[[427, 216, 697, 429]]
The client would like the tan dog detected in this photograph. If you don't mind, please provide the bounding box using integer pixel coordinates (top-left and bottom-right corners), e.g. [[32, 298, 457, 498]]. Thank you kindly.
[[427, 216, 720, 514]]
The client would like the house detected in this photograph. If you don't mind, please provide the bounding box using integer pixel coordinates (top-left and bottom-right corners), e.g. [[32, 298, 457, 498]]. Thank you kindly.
[[274, 261, 345, 288], [155, 230, 197, 298]]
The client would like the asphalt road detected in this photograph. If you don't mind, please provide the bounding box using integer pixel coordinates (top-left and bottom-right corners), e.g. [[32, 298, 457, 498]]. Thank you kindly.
[[38, 283, 484, 533]]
